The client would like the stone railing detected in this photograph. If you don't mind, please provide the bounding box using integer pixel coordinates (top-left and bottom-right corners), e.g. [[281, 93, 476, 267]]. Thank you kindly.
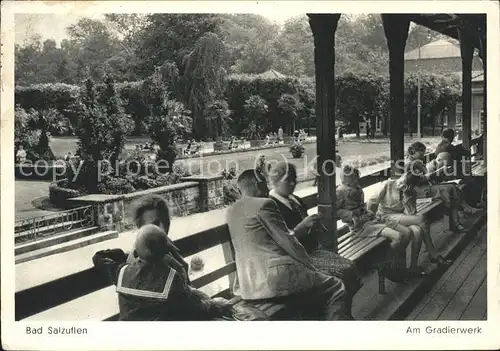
[[66, 175, 224, 232]]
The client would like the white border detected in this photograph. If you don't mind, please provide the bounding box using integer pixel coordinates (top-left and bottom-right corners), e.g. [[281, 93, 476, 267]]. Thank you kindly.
[[2, 1, 500, 350]]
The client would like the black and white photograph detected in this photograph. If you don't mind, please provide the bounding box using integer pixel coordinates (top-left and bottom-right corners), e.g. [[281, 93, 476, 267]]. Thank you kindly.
[[2, 1, 499, 350]]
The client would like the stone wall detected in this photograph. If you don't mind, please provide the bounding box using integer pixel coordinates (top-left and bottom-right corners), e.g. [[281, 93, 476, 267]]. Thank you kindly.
[[67, 175, 224, 232]]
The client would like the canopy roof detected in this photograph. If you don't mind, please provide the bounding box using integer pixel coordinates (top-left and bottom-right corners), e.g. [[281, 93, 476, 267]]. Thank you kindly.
[[411, 14, 486, 49]]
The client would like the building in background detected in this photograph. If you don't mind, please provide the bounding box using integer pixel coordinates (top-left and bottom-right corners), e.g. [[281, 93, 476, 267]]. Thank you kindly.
[[404, 39, 484, 136]]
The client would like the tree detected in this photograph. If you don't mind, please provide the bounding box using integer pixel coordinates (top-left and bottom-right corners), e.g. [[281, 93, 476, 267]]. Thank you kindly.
[[278, 93, 303, 134], [242, 95, 268, 138], [66, 18, 121, 82], [203, 100, 232, 141], [15, 35, 43, 85], [182, 32, 228, 138], [221, 14, 281, 74], [135, 14, 223, 78], [146, 67, 192, 170], [273, 15, 314, 77], [75, 78, 120, 192], [406, 24, 449, 52], [101, 75, 134, 165]]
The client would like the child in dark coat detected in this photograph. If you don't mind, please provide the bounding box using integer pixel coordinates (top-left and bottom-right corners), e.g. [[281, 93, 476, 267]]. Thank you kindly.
[[93, 224, 233, 321]]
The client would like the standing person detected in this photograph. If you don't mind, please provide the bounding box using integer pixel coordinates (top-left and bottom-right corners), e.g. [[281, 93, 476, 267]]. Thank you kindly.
[[265, 133, 270, 146], [268, 162, 362, 317], [255, 155, 268, 181], [16, 145, 27, 163], [65, 151, 73, 162], [227, 169, 352, 320], [277, 126, 284, 143], [185, 140, 192, 155]]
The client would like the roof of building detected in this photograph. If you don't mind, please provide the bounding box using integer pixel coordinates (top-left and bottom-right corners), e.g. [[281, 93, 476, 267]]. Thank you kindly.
[[405, 39, 461, 60]]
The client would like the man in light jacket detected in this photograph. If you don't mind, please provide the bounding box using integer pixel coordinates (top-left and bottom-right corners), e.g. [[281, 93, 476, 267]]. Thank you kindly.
[[226, 169, 351, 320]]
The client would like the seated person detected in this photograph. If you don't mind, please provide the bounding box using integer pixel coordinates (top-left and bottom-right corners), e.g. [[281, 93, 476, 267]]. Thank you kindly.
[[92, 223, 233, 321], [435, 128, 469, 178], [337, 165, 424, 279], [265, 134, 270, 145], [367, 165, 451, 270], [268, 162, 362, 315], [227, 169, 352, 320], [406, 142, 478, 232]]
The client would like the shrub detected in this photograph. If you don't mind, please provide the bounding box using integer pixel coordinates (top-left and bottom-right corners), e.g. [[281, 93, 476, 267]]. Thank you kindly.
[[49, 179, 83, 207], [290, 143, 305, 158], [97, 177, 135, 195], [221, 166, 240, 205], [221, 167, 237, 180], [223, 183, 240, 205], [190, 256, 205, 272]]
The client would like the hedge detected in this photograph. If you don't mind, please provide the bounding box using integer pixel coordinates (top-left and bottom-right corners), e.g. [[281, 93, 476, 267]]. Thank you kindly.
[[15, 72, 461, 137]]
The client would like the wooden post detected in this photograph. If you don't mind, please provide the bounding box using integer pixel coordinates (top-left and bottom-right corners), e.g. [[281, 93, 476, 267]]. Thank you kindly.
[[479, 35, 486, 162], [459, 28, 474, 152], [308, 14, 340, 252], [382, 15, 411, 178]]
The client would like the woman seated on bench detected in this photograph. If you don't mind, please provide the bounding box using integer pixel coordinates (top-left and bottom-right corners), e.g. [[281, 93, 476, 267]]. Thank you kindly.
[[268, 162, 362, 315], [367, 164, 451, 274], [406, 142, 479, 232]]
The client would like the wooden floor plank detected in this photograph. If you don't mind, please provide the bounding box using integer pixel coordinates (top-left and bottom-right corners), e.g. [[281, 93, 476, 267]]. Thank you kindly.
[[406, 228, 484, 320], [460, 276, 487, 320], [413, 242, 485, 320], [438, 253, 487, 320]]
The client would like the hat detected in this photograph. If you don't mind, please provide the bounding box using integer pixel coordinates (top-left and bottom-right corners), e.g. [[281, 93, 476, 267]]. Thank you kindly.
[[340, 165, 360, 186], [134, 224, 170, 262], [269, 162, 296, 184]]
